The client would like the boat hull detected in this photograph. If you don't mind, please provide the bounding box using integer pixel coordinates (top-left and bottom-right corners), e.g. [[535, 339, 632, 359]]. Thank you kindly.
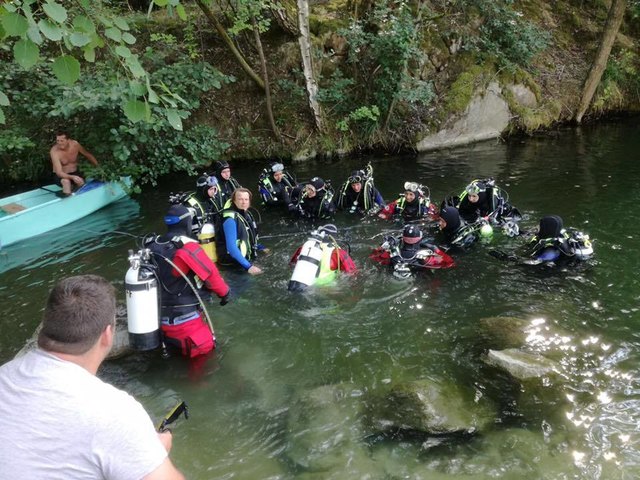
[[0, 178, 130, 248]]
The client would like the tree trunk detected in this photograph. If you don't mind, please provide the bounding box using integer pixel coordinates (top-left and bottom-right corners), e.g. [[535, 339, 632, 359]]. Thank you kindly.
[[271, 0, 299, 36], [251, 16, 281, 140], [296, 0, 324, 132], [194, 0, 265, 91], [574, 0, 627, 124]]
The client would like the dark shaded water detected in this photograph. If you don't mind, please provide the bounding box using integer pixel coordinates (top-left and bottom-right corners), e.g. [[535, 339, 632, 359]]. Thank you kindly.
[[1, 119, 640, 479]]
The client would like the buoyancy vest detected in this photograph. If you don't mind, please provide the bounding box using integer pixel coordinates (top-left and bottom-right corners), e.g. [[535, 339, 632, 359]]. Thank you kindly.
[[258, 173, 295, 204], [337, 177, 376, 213], [299, 190, 335, 219], [148, 236, 200, 312], [396, 195, 429, 221], [217, 208, 258, 261]]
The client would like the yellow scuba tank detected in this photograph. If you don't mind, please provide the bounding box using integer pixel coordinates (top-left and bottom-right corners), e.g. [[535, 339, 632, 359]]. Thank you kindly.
[[198, 222, 217, 262]]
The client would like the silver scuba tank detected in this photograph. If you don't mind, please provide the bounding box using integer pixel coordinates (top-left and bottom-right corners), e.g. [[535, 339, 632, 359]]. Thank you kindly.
[[288, 232, 325, 292], [125, 249, 161, 351]]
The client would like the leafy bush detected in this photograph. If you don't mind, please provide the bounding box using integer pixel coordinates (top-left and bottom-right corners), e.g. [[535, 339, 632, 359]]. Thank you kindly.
[[318, 0, 431, 141], [0, 60, 233, 186], [464, 0, 550, 70]]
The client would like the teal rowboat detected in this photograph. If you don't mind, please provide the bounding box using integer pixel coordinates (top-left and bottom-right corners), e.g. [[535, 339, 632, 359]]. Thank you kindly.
[[0, 178, 131, 248]]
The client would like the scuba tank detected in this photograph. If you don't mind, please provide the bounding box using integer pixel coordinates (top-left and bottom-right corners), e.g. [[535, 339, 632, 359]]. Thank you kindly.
[[125, 248, 161, 351], [288, 231, 325, 292], [198, 222, 217, 262], [289, 228, 339, 291], [568, 229, 593, 260]]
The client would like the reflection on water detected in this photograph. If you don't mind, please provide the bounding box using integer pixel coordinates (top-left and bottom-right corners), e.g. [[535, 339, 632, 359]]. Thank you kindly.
[[1, 120, 640, 478]]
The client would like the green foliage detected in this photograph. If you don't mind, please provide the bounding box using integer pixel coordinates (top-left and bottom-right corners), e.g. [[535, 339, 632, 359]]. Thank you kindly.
[[463, 0, 550, 70], [339, 1, 419, 113], [0, 2, 194, 128], [317, 69, 356, 116], [593, 49, 640, 112], [336, 105, 380, 134], [318, 0, 431, 142]]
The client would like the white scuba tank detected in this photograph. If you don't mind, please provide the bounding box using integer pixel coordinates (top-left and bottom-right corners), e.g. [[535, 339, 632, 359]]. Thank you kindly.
[[125, 249, 161, 351], [288, 233, 325, 291]]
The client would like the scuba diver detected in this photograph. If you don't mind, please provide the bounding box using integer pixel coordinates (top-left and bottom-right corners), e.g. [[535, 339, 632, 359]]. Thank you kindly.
[[257, 161, 297, 209], [492, 215, 594, 265], [216, 188, 264, 275], [336, 165, 385, 215], [145, 204, 230, 358], [288, 224, 356, 291], [436, 206, 487, 250], [212, 160, 242, 208], [290, 177, 336, 220], [370, 224, 455, 279], [180, 174, 224, 232], [443, 178, 521, 233], [378, 181, 437, 223]]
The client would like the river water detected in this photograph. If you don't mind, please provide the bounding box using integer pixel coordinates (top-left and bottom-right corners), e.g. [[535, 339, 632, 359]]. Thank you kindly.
[[1, 119, 639, 479]]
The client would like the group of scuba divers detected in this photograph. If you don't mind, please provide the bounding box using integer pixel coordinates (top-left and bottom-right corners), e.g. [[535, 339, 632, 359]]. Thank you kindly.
[[125, 160, 594, 361]]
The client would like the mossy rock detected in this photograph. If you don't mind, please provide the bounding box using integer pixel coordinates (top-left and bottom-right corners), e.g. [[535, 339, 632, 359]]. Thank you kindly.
[[286, 383, 364, 471], [363, 378, 495, 437], [484, 348, 558, 381]]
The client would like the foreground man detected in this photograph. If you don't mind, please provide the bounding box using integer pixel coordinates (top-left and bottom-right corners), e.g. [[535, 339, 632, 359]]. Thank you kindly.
[[0, 275, 184, 480]]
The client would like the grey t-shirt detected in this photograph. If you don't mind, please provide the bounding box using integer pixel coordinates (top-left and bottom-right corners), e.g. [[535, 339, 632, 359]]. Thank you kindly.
[[0, 349, 167, 480]]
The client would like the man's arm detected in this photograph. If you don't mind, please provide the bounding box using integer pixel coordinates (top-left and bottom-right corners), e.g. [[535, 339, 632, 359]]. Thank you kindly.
[[77, 143, 98, 166], [143, 458, 185, 480]]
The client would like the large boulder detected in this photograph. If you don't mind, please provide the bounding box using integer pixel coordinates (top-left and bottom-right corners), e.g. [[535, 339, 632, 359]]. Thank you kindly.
[[484, 348, 559, 381], [416, 82, 510, 151], [477, 316, 573, 359], [363, 378, 494, 437], [285, 383, 366, 472]]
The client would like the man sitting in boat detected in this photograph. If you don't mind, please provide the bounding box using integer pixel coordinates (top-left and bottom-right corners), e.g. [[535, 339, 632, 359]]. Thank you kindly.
[[370, 224, 454, 279], [288, 224, 356, 291], [50, 130, 99, 196]]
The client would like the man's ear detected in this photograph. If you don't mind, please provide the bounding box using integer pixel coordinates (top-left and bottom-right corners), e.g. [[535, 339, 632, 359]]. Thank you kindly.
[[101, 322, 114, 348]]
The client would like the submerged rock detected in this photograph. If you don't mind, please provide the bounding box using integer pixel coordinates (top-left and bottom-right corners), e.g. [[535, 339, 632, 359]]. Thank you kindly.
[[364, 378, 494, 438], [477, 316, 573, 358], [484, 348, 558, 381], [285, 383, 366, 472]]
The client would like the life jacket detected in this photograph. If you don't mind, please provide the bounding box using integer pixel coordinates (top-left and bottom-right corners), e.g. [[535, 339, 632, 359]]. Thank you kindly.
[[395, 194, 430, 221], [373, 236, 454, 271], [212, 176, 241, 207], [447, 222, 480, 249], [337, 176, 377, 213], [148, 235, 201, 312], [298, 190, 335, 219], [216, 208, 258, 262], [258, 172, 295, 204], [456, 178, 517, 223], [526, 228, 591, 261]]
